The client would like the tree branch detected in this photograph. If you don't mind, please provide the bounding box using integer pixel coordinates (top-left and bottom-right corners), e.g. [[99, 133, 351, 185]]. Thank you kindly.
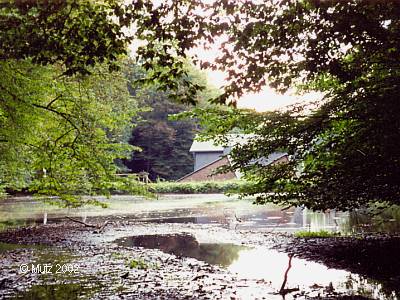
[[65, 216, 110, 232], [0, 82, 80, 132], [279, 254, 298, 295], [65, 216, 97, 228], [31, 103, 79, 131], [46, 94, 62, 108]]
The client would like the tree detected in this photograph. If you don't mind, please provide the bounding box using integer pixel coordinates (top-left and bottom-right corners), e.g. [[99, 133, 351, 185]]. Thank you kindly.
[[4, 0, 399, 209], [124, 62, 221, 181], [0, 60, 148, 206], [0, 0, 212, 202], [128, 0, 400, 210], [0, 1, 148, 205], [0, 0, 129, 75]]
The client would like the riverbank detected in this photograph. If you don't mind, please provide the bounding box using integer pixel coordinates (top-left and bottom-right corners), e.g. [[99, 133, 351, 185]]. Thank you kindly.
[[0, 216, 399, 299]]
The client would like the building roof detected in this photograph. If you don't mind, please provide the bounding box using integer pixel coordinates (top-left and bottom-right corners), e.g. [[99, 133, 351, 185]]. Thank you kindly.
[[189, 134, 252, 153], [189, 139, 224, 152]]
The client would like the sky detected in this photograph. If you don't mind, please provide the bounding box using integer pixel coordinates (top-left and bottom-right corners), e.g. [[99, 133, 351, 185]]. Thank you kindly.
[[128, 42, 322, 112], [191, 35, 322, 112], [205, 69, 321, 112], [127, 9, 322, 112]]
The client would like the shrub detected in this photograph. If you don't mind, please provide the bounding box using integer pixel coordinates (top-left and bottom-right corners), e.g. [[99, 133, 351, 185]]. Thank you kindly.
[[148, 180, 248, 194]]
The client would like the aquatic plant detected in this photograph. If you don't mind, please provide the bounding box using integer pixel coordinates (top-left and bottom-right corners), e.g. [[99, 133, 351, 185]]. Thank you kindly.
[[294, 230, 340, 238]]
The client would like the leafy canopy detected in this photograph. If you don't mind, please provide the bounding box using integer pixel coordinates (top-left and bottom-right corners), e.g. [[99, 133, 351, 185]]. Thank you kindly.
[[0, 60, 148, 206], [2, 0, 400, 209], [0, 1, 149, 205], [0, 0, 210, 204], [0, 0, 129, 75], [130, 0, 400, 210]]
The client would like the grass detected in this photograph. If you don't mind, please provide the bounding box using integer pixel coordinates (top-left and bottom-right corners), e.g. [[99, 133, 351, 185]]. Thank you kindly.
[[148, 180, 248, 194], [294, 230, 340, 238]]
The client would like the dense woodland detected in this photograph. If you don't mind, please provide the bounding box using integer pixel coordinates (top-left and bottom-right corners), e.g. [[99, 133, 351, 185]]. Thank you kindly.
[[123, 63, 220, 181], [125, 91, 197, 181]]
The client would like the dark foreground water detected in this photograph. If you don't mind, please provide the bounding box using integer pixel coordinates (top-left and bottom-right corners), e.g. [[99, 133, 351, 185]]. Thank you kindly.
[[114, 233, 398, 300]]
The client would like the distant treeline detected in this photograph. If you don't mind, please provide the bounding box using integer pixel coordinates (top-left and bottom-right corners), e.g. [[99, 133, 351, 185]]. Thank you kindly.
[[123, 63, 221, 181]]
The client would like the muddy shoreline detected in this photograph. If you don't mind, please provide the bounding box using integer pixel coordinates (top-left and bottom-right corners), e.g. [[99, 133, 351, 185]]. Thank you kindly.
[[0, 217, 399, 299]]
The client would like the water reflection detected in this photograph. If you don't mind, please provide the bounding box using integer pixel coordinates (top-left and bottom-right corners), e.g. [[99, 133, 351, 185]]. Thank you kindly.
[[1, 195, 400, 234], [231, 248, 340, 286], [115, 233, 247, 267], [346, 206, 400, 233], [115, 234, 398, 299], [11, 283, 100, 300]]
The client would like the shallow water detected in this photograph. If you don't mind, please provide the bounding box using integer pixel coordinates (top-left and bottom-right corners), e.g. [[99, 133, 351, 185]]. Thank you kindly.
[[115, 233, 248, 267], [2, 195, 400, 299], [115, 233, 398, 299], [1, 194, 400, 234], [12, 283, 91, 299]]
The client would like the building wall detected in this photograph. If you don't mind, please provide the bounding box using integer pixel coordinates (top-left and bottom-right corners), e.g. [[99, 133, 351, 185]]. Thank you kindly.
[[194, 151, 223, 171], [273, 155, 289, 164], [180, 157, 237, 182]]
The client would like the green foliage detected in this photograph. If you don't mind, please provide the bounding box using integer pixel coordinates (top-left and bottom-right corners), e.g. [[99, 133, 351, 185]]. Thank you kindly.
[[124, 62, 221, 181], [3, 0, 399, 210], [0, 0, 130, 75], [148, 180, 248, 194], [294, 230, 340, 239], [131, 1, 400, 210], [0, 1, 157, 205], [347, 204, 400, 233], [0, 60, 149, 206]]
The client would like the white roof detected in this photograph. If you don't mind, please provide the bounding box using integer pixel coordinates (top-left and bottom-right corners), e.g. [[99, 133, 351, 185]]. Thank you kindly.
[[189, 134, 252, 152], [189, 140, 224, 152]]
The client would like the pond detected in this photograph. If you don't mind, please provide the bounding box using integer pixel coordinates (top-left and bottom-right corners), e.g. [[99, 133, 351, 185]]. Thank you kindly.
[[114, 233, 397, 300], [1, 194, 400, 234], [1, 194, 400, 299]]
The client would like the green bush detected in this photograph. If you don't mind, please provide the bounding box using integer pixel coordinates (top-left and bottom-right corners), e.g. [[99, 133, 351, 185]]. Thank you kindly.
[[148, 180, 248, 194]]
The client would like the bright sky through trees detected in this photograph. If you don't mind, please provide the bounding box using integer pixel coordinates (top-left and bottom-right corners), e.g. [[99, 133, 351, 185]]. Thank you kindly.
[[201, 53, 321, 112], [207, 68, 321, 111]]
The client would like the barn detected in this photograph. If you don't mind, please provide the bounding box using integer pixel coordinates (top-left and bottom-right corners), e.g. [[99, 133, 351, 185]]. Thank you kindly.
[[178, 135, 287, 182]]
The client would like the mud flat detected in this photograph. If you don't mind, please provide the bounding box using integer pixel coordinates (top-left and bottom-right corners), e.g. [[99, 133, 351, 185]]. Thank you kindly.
[[1, 216, 399, 299]]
